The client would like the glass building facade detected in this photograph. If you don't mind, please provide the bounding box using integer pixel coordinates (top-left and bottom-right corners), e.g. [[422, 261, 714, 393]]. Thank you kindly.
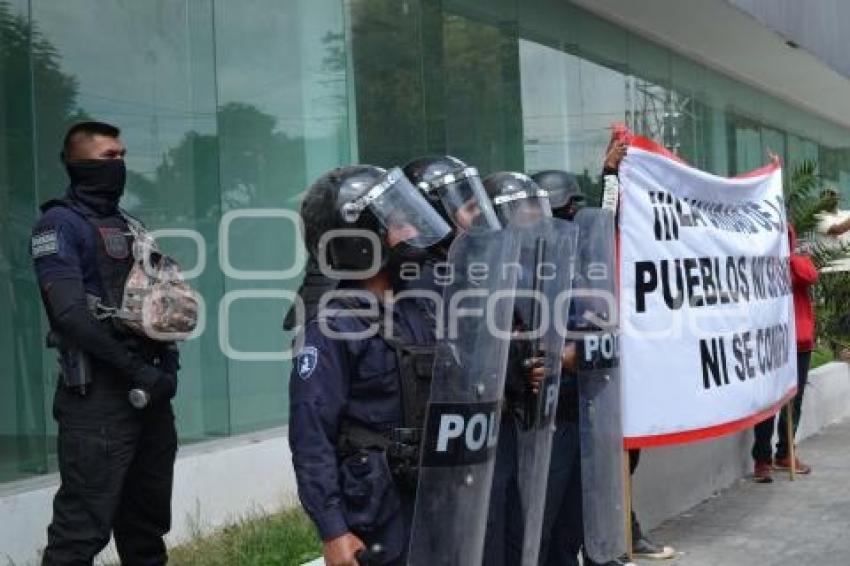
[[2, 0, 849, 484]]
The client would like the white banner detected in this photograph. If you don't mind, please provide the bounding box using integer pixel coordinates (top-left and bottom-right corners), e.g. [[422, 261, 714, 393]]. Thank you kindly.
[[619, 137, 797, 448]]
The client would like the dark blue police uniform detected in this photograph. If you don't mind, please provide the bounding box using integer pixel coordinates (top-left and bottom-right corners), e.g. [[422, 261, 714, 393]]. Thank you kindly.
[[538, 373, 582, 566], [32, 195, 178, 566], [289, 290, 435, 565]]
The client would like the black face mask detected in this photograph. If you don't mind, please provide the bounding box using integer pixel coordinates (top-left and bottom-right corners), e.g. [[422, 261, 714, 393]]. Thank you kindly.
[[65, 159, 126, 215], [553, 200, 583, 221], [385, 241, 431, 273]]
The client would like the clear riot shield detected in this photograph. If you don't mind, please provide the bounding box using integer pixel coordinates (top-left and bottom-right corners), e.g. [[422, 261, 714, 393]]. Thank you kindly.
[[408, 228, 521, 566], [511, 217, 579, 566], [572, 207, 626, 564]]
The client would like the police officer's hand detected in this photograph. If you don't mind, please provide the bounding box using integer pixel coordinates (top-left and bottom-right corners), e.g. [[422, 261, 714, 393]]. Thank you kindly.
[[561, 342, 577, 372], [524, 357, 547, 394], [323, 532, 365, 566], [133, 365, 178, 404]]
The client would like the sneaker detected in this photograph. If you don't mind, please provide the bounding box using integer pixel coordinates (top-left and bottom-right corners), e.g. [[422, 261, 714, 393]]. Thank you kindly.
[[753, 460, 773, 483], [774, 456, 812, 474], [632, 536, 677, 559]]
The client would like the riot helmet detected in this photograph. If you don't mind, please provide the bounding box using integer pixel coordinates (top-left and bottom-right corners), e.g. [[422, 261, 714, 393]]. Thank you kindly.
[[484, 171, 552, 227], [301, 165, 452, 274], [531, 169, 584, 220], [404, 155, 501, 232]]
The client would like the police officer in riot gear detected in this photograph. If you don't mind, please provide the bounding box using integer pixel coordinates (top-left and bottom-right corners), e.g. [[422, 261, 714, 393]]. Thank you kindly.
[[401, 155, 501, 300], [532, 170, 585, 221], [289, 165, 452, 566], [404, 155, 501, 235], [530, 172, 635, 566], [530, 169, 587, 566], [486, 172, 553, 227], [481, 172, 577, 566], [32, 122, 179, 565]]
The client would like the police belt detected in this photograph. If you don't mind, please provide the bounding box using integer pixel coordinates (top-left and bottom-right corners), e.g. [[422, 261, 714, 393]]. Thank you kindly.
[[338, 419, 422, 473]]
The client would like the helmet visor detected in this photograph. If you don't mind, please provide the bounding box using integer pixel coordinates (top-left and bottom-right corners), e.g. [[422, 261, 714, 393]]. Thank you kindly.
[[354, 167, 452, 248], [494, 190, 553, 226], [437, 169, 502, 231]]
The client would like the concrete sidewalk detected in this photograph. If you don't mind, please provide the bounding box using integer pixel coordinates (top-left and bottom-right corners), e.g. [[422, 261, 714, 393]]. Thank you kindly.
[[643, 418, 850, 566]]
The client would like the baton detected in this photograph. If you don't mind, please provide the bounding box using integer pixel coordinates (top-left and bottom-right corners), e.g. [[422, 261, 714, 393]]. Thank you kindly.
[[522, 236, 547, 429]]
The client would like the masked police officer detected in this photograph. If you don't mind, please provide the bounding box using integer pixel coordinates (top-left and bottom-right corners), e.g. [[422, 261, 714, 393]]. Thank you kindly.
[[476, 173, 579, 566], [289, 165, 453, 566], [528, 170, 585, 566], [32, 122, 179, 565]]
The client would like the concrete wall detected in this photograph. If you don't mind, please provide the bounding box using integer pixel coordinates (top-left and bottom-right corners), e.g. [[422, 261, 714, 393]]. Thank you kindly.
[[0, 427, 298, 565], [2, 362, 848, 565]]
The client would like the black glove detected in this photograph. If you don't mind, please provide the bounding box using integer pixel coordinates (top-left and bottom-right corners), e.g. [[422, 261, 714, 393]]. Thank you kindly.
[[132, 365, 178, 405]]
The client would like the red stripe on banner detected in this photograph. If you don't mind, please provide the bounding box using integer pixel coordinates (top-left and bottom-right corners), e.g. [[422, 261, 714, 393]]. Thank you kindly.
[[733, 157, 782, 178], [628, 134, 780, 178], [628, 135, 688, 165], [623, 387, 798, 449]]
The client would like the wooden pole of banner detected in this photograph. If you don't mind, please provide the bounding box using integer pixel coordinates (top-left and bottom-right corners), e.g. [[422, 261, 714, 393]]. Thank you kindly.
[[786, 401, 797, 481], [623, 449, 634, 561]]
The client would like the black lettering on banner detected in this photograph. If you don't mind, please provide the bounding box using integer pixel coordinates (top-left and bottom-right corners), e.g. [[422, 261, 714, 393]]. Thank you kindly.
[[700, 337, 729, 389], [737, 257, 750, 301], [698, 257, 717, 306], [733, 333, 746, 381], [635, 261, 657, 313], [631, 255, 792, 314], [420, 401, 500, 468], [743, 331, 756, 378], [752, 257, 766, 299], [661, 259, 685, 309], [702, 324, 791, 390], [684, 258, 703, 306], [731, 331, 756, 379]]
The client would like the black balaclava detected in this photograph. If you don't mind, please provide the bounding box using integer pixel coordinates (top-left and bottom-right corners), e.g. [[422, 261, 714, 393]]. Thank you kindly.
[[65, 158, 126, 215]]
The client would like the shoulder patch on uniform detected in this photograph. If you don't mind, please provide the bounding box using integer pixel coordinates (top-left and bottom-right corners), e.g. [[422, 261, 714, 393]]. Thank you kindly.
[[31, 230, 59, 258], [295, 346, 319, 380]]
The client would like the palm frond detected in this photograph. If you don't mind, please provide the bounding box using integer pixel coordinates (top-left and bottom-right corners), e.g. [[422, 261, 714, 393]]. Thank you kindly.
[[787, 160, 831, 235], [808, 240, 850, 271]]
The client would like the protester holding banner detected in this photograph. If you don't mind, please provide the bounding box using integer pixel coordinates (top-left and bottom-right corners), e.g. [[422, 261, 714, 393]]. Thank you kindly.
[[618, 126, 798, 528], [752, 225, 818, 482], [603, 128, 678, 562]]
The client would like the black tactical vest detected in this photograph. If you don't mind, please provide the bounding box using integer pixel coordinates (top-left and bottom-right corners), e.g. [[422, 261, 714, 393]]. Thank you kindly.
[[331, 296, 436, 483], [42, 199, 134, 309]]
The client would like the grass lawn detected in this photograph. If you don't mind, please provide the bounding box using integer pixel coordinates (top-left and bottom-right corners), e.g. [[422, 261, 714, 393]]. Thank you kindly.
[[168, 507, 321, 566], [811, 344, 835, 369]]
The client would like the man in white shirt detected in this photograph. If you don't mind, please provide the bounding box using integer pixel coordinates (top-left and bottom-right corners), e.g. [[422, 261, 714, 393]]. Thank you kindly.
[[816, 188, 850, 239], [815, 188, 850, 272]]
